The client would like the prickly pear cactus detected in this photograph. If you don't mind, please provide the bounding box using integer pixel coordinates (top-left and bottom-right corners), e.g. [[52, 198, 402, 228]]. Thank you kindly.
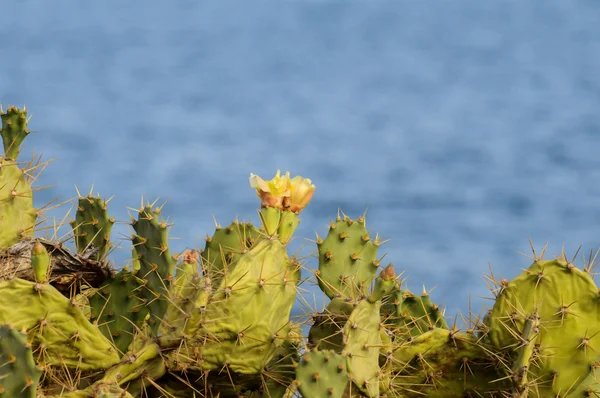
[[0, 278, 120, 370], [381, 284, 448, 341], [201, 220, 261, 286], [174, 238, 301, 374], [158, 249, 208, 346], [317, 214, 381, 300], [0, 106, 38, 249], [130, 203, 177, 331], [0, 323, 41, 398], [489, 257, 600, 396], [70, 191, 115, 261], [295, 350, 349, 398], [1, 105, 30, 160], [384, 327, 509, 396], [343, 299, 382, 397], [88, 266, 148, 354]]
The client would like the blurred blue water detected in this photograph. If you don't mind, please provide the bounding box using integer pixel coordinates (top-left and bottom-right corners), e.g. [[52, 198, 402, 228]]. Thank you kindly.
[[2, 0, 600, 324]]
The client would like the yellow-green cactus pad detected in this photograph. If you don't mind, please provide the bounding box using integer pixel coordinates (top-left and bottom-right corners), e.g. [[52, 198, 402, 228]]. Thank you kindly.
[[0, 278, 120, 370], [182, 239, 300, 374], [489, 258, 600, 396], [0, 157, 37, 249]]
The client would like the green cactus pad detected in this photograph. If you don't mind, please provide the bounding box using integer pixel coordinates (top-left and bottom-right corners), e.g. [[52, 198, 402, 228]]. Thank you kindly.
[[0, 278, 120, 371], [88, 267, 148, 354], [130, 204, 177, 331], [295, 350, 349, 398], [381, 284, 448, 341], [0, 323, 41, 398], [201, 220, 261, 286], [159, 250, 206, 345], [261, 324, 303, 397], [308, 298, 355, 352], [343, 299, 382, 397], [489, 258, 600, 396], [317, 215, 381, 300], [388, 328, 508, 397], [277, 210, 300, 244], [0, 157, 38, 249], [70, 193, 115, 261], [0, 105, 30, 160]]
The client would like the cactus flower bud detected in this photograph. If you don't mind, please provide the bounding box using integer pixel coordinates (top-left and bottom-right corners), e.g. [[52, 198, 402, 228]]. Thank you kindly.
[[249, 170, 291, 209], [283, 176, 315, 214], [380, 263, 396, 281]]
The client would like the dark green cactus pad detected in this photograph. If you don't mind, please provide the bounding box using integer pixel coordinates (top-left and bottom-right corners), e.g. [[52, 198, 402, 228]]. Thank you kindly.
[[0, 156, 37, 249], [308, 298, 355, 352], [0, 323, 41, 398], [295, 350, 349, 398], [88, 267, 148, 354], [130, 203, 177, 332], [0, 105, 30, 160], [201, 220, 261, 287], [260, 324, 303, 397], [70, 192, 115, 261], [381, 284, 448, 341], [317, 214, 381, 300], [159, 250, 206, 346], [386, 328, 508, 397], [489, 258, 600, 396]]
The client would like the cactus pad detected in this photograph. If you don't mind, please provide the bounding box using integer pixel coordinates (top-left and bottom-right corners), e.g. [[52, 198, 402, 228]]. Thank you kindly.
[[0, 105, 30, 160], [489, 258, 600, 396], [296, 350, 349, 398], [0, 323, 41, 398], [0, 278, 120, 370], [70, 192, 115, 261], [317, 215, 381, 300]]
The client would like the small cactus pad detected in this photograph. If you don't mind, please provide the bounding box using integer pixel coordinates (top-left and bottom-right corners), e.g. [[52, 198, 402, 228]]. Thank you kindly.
[[381, 284, 448, 341], [308, 298, 355, 352], [317, 215, 380, 300], [131, 203, 177, 331], [159, 250, 207, 345], [70, 192, 115, 261], [201, 220, 261, 286], [296, 350, 349, 398], [0, 323, 41, 398], [0, 105, 30, 160], [30, 239, 50, 283]]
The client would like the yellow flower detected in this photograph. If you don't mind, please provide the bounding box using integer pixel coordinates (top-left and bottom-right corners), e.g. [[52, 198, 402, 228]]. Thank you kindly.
[[283, 175, 315, 213], [249, 170, 291, 209]]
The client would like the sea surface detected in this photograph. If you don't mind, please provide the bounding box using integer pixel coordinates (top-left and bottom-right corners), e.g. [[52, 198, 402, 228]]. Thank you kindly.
[[1, 0, 600, 325]]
